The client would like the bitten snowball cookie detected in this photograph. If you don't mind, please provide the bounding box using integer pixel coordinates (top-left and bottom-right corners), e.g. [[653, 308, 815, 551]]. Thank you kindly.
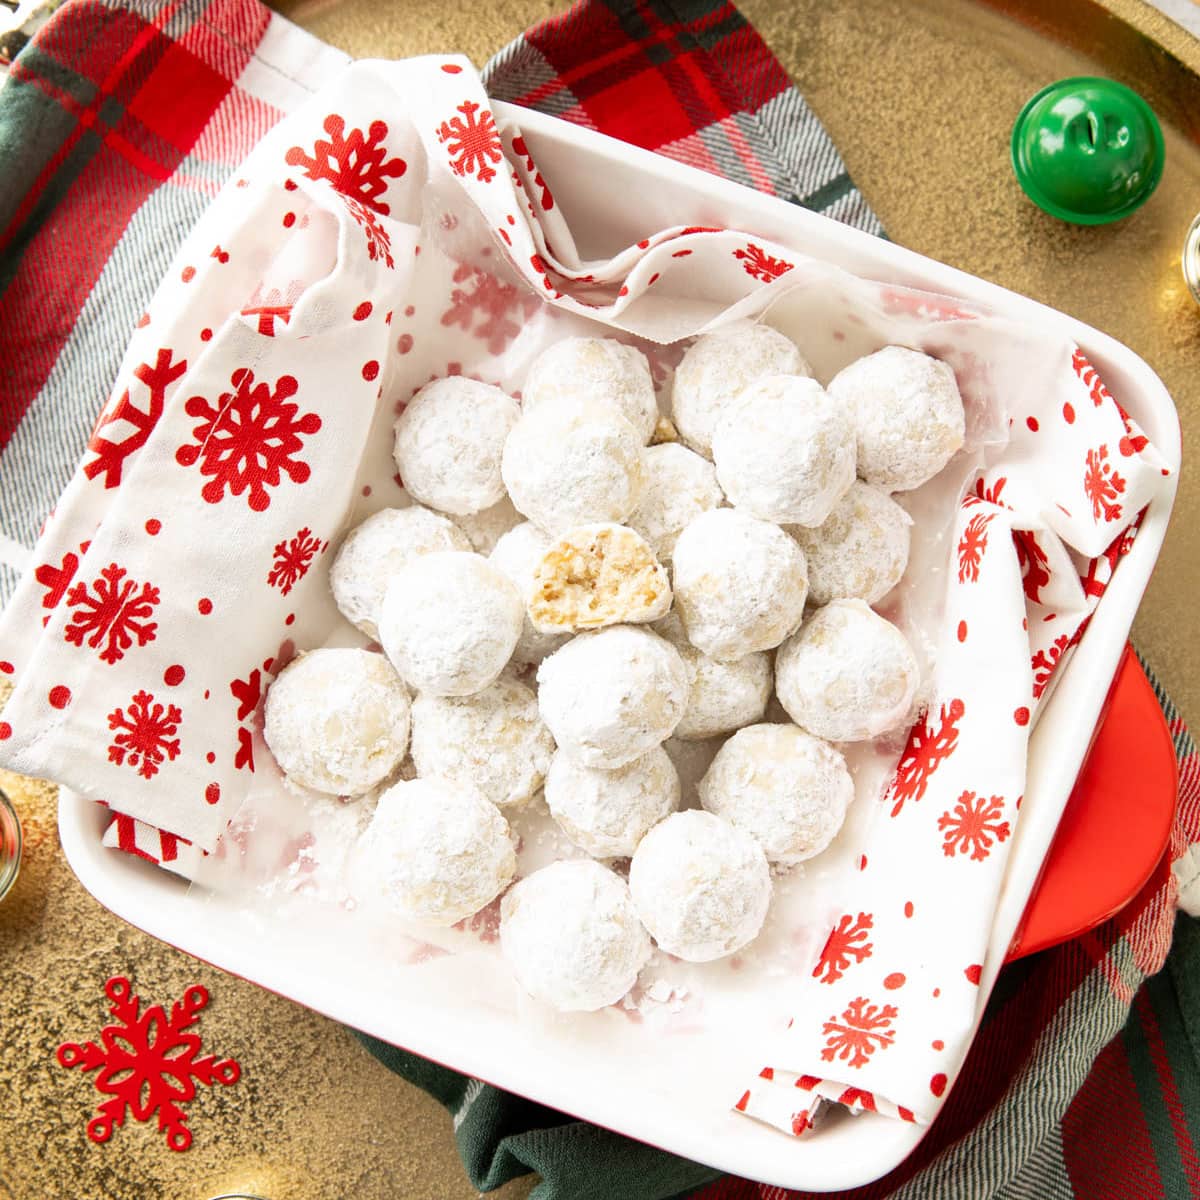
[[655, 614, 771, 740], [410, 675, 555, 810], [523, 337, 658, 444], [393, 378, 520, 516], [545, 745, 680, 858], [379, 552, 523, 696], [264, 649, 410, 796], [672, 509, 808, 661], [776, 599, 919, 741], [627, 443, 724, 563], [713, 375, 855, 527], [363, 778, 516, 925], [672, 320, 811, 458], [536, 626, 688, 769], [330, 506, 470, 640], [488, 523, 568, 665], [500, 860, 652, 1011], [529, 524, 671, 633], [629, 810, 771, 962], [788, 481, 911, 606], [501, 400, 646, 534], [698, 723, 853, 865], [827, 345, 965, 492]]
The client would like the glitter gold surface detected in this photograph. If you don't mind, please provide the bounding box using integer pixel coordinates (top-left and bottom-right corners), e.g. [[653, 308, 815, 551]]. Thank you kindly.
[[3, 3, 1197, 1197]]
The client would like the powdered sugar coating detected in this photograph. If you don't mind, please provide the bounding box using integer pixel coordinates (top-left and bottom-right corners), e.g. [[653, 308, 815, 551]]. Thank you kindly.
[[263, 648, 410, 797], [379, 552, 523, 697], [698, 723, 853, 865], [775, 599, 919, 741], [523, 337, 658, 444], [671, 509, 808, 661], [330, 506, 470, 640], [529, 523, 671, 633], [713, 375, 855, 527], [827, 345, 965, 492], [362, 777, 516, 925], [488, 522, 570, 665], [536, 626, 688, 769], [788, 481, 911, 606], [454, 494, 522, 555], [629, 810, 771, 962], [410, 675, 555, 810], [655, 613, 770, 740], [545, 745, 680, 858], [671, 320, 811, 458], [627, 443, 724, 562], [502, 399, 646, 534], [500, 860, 652, 1011], [393, 377, 520, 516]]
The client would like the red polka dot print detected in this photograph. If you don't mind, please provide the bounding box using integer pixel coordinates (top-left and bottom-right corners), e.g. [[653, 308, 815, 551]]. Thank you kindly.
[[205, 783, 221, 805], [930, 1073, 948, 1097], [618, 286, 629, 297], [965, 963, 983, 985], [904, 901, 914, 918], [957, 620, 967, 642], [361, 485, 372, 498], [858, 855, 868, 871], [397, 334, 413, 355], [353, 302, 373, 321], [285, 613, 296, 626], [163, 665, 186, 687], [441, 62, 462, 73], [145, 518, 162, 536], [198, 598, 213, 615], [0, 722, 10, 740], [282, 212, 296, 228], [362, 360, 380, 382], [1014, 706, 1030, 726], [48, 685, 71, 709], [648, 272, 661, 286], [932, 1039, 944, 1051], [181, 266, 195, 283], [206, 751, 216, 764], [200, 328, 213, 342], [0, 661, 13, 674], [1063, 402, 1075, 424], [883, 972, 906, 990], [405, 305, 415, 316], [1026, 416, 1039, 432]]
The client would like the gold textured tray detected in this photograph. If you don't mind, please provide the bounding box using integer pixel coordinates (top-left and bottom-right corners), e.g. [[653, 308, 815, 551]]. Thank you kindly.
[[2, 3, 1196, 1198]]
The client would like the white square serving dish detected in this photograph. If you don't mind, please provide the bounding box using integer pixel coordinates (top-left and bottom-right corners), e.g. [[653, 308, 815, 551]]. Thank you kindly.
[[58, 101, 1181, 1191]]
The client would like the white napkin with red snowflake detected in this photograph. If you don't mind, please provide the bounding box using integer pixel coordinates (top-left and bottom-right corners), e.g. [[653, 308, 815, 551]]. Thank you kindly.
[[0, 56, 1173, 1134]]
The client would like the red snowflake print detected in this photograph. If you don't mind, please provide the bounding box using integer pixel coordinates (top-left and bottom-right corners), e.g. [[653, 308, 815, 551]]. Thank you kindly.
[[510, 134, 554, 210], [57, 976, 239, 1151], [1071, 348, 1113, 408], [454, 893, 502, 943], [889, 698, 964, 817], [284, 115, 406, 214], [821, 997, 898, 1069], [343, 195, 395, 269], [956, 512, 992, 582], [34, 544, 86, 624], [812, 912, 874, 984], [1115, 399, 1150, 457], [267, 527, 321, 596], [1014, 528, 1051, 604], [175, 368, 321, 512], [734, 242, 794, 282], [879, 287, 978, 322], [937, 790, 1011, 861], [437, 101, 503, 183], [107, 690, 182, 780], [83, 349, 187, 489], [1032, 634, 1071, 700], [440, 263, 539, 354], [964, 475, 1008, 508], [63, 562, 160, 665], [1083, 444, 1126, 522]]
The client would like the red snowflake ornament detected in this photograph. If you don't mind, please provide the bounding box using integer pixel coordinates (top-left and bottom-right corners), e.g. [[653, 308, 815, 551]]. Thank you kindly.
[[956, 512, 992, 583], [267, 527, 322, 596], [734, 242, 794, 282], [937, 790, 1011, 861], [812, 912, 874, 984], [888, 698, 964, 817], [437, 101, 503, 183], [1083, 444, 1126, 522], [821, 997, 898, 1069], [285, 115, 406, 214], [175, 368, 321, 512], [63, 562, 160, 664], [107, 689, 182, 780], [57, 976, 239, 1151]]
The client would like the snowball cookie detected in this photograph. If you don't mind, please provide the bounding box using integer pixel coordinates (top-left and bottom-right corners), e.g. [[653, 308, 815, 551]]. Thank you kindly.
[[488, 523, 569, 665], [671, 320, 811, 458], [545, 745, 680, 858], [454, 494, 521, 556], [264, 648, 410, 797], [529, 523, 671, 634], [712, 375, 855, 527], [363, 777, 516, 925], [393, 377, 520, 516], [627, 443, 724, 563], [827, 345, 965, 492], [672, 509, 808, 661], [536, 626, 688, 769], [629, 810, 771, 962], [523, 337, 658, 444], [502, 399, 646, 534], [788, 481, 911, 606], [410, 675, 555, 810], [500, 860, 652, 1011], [330, 506, 470, 640], [698, 724, 853, 865], [776, 599, 919, 741], [655, 613, 770, 740], [379, 552, 523, 696]]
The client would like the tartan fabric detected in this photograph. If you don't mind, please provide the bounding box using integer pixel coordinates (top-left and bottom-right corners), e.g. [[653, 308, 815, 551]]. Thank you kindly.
[[1, 0, 1197, 1197]]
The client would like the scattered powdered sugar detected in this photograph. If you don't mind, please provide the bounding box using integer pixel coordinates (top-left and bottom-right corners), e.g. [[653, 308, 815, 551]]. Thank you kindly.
[[488, 522, 570, 665], [330, 506, 470, 640], [263, 648, 411, 797], [775, 599, 920, 741], [627, 443, 724, 563]]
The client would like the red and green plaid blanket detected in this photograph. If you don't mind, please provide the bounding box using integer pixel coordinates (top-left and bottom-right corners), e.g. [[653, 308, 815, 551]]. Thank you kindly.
[[2, 1, 1198, 1196]]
